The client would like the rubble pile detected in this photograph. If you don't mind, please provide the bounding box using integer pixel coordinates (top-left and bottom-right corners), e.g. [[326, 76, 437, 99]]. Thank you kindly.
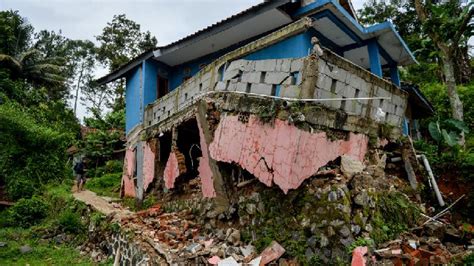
[[370, 222, 473, 265], [81, 143, 473, 264]]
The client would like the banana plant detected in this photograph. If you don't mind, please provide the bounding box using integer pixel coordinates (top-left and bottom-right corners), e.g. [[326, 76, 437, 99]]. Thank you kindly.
[[428, 119, 469, 148]]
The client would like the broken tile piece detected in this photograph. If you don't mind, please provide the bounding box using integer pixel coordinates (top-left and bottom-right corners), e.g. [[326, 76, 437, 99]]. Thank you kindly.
[[259, 241, 285, 265]]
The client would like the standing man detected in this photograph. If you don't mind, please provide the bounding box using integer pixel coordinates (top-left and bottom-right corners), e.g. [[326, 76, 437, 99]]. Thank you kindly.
[[74, 159, 86, 191]]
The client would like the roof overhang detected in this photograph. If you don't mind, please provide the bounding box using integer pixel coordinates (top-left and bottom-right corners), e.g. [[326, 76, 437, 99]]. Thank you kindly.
[[401, 83, 435, 119], [153, 0, 292, 66], [96, 50, 154, 85], [294, 0, 417, 69], [97, 0, 291, 85], [97, 0, 417, 85]]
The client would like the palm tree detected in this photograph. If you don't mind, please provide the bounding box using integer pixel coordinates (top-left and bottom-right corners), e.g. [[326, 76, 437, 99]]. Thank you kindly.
[[0, 48, 66, 96]]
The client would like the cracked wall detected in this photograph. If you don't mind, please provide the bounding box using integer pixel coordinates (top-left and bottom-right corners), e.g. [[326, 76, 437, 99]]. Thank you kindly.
[[122, 148, 136, 197], [143, 141, 155, 192], [209, 114, 368, 193]]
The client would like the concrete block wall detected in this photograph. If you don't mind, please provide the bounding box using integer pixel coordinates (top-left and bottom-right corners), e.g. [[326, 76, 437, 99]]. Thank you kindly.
[[144, 53, 407, 129], [145, 58, 305, 127], [215, 58, 304, 97], [145, 69, 215, 126], [314, 53, 408, 127]]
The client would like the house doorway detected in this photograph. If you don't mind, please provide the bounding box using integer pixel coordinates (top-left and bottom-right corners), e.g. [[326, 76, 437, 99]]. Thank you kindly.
[[157, 76, 169, 99]]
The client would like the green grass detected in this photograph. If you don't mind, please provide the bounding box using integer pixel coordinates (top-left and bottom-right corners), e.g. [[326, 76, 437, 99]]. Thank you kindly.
[[85, 172, 121, 198], [0, 227, 94, 266]]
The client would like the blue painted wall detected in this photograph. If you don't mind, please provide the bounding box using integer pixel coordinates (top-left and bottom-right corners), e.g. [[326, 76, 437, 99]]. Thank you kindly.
[[168, 50, 228, 91], [125, 66, 141, 133], [243, 31, 313, 60], [143, 59, 159, 107]]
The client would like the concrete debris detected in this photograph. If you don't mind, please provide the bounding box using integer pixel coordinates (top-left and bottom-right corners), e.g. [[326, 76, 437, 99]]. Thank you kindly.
[[218, 256, 239, 266], [340, 155, 365, 178], [371, 223, 472, 265], [350, 246, 367, 266], [19, 245, 32, 254], [259, 241, 285, 265], [208, 255, 221, 265]]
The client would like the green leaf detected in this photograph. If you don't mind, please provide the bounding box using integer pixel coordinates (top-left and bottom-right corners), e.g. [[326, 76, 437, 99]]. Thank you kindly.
[[441, 129, 459, 147], [428, 122, 442, 142], [445, 119, 470, 134]]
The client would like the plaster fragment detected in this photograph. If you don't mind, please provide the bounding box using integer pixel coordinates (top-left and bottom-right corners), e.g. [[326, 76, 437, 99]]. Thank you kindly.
[[122, 148, 136, 197], [142, 142, 155, 191], [164, 151, 180, 189], [196, 117, 217, 198]]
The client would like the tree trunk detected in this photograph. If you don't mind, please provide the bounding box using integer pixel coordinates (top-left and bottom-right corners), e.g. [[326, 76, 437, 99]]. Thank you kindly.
[[441, 55, 464, 121], [73, 63, 85, 115], [441, 54, 465, 145]]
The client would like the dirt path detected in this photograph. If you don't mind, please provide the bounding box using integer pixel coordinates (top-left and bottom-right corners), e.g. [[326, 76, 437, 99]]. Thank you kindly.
[[72, 188, 133, 217]]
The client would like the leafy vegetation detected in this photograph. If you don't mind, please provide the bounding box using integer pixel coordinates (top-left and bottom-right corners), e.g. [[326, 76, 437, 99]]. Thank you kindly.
[[85, 172, 122, 198], [0, 227, 93, 265]]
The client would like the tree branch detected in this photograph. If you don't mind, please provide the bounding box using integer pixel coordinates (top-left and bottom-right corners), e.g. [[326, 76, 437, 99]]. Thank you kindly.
[[453, 5, 474, 44]]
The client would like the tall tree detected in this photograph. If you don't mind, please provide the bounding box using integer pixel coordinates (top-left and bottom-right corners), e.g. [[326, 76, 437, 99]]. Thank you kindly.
[[0, 10, 33, 56], [95, 14, 157, 113], [66, 40, 97, 115], [414, 0, 473, 123], [96, 14, 157, 71], [0, 48, 66, 98], [358, 0, 472, 84]]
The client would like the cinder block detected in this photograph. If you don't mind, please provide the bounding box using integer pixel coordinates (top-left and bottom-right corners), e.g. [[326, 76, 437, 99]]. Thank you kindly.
[[280, 85, 301, 98], [236, 82, 249, 92], [265, 72, 290, 84], [223, 69, 242, 81], [347, 74, 362, 89], [276, 59, 292, 72], [227, 60, 246, 71], [215, 81, 226, 91], [386, 114, 401, 126], [342, 85, 357, 99], [316, 73, 332, 90], [255, 60, 277, 72], [344, 101, 363, 115], [251, 83, 273, 95], [291, 59, 304, 72], [334, 81, 346, 96], [226, 81, 238, 91], [318, 89, 341, 109], [241, 72, 262, 83], [318, 60, 328, 74]]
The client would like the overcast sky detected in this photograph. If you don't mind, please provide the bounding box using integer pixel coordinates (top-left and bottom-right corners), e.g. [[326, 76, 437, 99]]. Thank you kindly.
[[0, 0, 365, 121]]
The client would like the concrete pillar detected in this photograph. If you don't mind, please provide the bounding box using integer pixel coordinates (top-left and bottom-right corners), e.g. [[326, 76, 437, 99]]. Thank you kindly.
[[367, 40, 382, 77]]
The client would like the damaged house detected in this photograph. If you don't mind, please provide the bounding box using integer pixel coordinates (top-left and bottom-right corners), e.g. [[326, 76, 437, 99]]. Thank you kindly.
[[97, 0, 433, 208]]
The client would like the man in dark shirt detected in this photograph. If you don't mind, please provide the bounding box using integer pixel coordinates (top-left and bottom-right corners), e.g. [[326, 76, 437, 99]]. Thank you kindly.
[[74, 159, 86, 191]]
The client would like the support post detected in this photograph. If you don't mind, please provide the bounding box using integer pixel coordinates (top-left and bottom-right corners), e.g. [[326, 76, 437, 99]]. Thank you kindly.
[[367, 39, 382, 77], [390, 65, 401, 87]]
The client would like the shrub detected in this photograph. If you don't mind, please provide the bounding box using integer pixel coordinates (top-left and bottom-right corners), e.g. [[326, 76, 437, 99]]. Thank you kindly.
[[58, 209, 83, 234], [8, 196, 49, 228], [105, 160, 123, 173], [85, 172, 122, 197], [0, 103, 72, 200]]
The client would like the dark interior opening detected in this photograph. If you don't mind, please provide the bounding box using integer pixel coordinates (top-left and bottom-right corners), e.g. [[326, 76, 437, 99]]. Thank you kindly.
[[159, 131, 172, 163], [176, 118, 202, 176], [157, 76, 169, 99]]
